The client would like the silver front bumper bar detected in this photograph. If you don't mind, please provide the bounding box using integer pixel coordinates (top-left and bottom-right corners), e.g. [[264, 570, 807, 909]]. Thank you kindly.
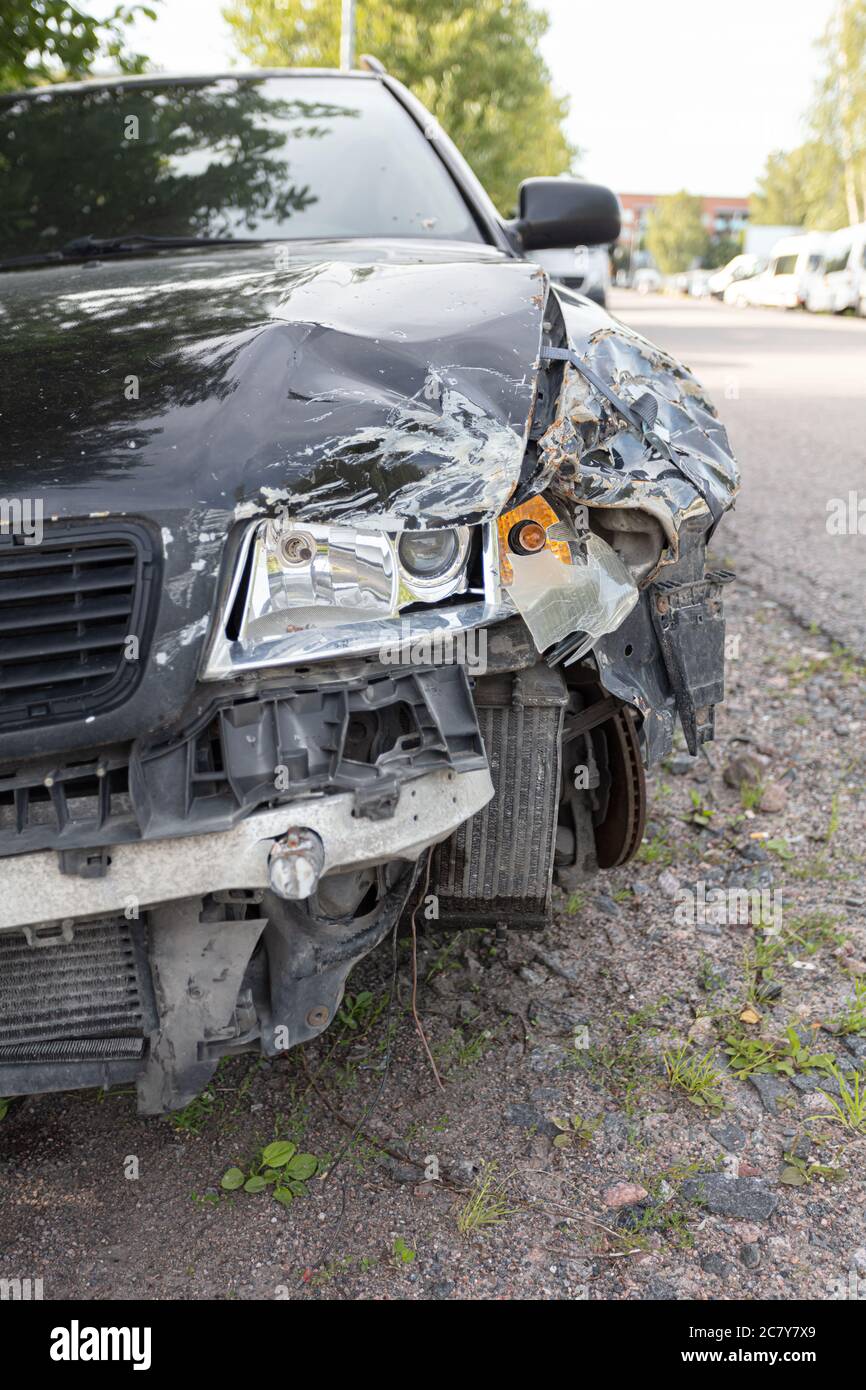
[[0, 766, 493, 933]]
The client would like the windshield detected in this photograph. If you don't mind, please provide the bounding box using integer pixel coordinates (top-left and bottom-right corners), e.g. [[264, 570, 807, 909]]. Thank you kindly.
[[0, 74, 483, 258]]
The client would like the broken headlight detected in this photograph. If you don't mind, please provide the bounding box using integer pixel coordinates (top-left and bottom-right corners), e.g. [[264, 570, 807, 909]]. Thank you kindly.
[[201, 516, 501, 678]]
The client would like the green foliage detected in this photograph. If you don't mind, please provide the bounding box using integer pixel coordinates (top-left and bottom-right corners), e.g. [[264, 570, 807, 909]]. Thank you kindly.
[[829, 978, 866, 1036], [391, 1237, 416, 1264], [663, 1043, 725, 1111], [223, 0, 576, 213], [644, 191, 708, 274], [456, 1161, 517, 1234], [0, 1, 159, 92], [751, 2, 866, 229], [779, 1147, 846, 1187], [551, 1112, 601, 1148], [337, 990, 386, 1034], [221, 1139, 319, 1205], [723, 1027, 836, 1080], [636, 833, 673, 866], [817, 1065, 866, 1134], [702, 232, 743, 269]]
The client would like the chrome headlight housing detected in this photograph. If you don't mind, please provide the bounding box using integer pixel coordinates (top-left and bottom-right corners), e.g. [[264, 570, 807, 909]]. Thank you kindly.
[[202, 516, 504, 678]]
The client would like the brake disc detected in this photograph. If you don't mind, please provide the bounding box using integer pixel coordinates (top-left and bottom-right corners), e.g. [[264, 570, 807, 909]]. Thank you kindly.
[[594, 706, 647, 869]]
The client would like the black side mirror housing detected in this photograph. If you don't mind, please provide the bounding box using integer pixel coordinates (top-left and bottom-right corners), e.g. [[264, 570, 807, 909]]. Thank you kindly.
[[510, 178, 621, 251]]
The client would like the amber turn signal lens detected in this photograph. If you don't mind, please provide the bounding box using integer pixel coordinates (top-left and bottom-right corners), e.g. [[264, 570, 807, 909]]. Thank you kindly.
[[497, 497, 571, 584], [508, 519, 547, 554]]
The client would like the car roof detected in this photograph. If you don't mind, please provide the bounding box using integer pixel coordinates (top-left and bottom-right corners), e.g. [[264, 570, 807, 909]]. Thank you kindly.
[[0, 68, 379, 102]]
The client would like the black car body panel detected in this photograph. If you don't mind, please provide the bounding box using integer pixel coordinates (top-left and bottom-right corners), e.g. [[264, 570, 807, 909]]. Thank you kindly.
[[0, 240, 546, 759]]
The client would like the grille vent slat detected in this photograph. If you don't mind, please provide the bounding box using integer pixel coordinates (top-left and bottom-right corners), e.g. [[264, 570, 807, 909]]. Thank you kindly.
[[0, 527, 152, 731]]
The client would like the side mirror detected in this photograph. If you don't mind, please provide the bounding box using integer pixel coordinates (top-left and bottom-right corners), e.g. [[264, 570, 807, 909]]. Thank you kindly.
[[510, 178, 621, 251]]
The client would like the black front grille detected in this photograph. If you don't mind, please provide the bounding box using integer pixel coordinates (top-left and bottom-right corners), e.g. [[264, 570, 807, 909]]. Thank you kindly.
[[0, 523, 157, 731]]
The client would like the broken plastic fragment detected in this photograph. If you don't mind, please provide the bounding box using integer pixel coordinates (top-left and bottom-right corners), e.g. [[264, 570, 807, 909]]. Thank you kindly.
[[503, 525, 638, 657]]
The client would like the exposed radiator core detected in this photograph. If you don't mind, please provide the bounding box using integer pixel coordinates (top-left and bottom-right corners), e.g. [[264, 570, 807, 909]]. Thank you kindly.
[[431, 664, 567, 928], [0, 915, 155, 1057]]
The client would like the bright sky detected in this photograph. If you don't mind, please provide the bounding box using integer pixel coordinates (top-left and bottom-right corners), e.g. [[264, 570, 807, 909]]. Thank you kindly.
[[114, 0, 837, 197]]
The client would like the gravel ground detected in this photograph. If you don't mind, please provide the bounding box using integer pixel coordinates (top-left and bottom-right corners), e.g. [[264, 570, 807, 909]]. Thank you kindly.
[[2, 574, 865, 1302]]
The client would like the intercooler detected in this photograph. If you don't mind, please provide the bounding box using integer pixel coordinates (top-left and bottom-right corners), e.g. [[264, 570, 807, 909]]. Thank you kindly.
[[0, 916, 155, 1086], [431, 663, 567, 928]]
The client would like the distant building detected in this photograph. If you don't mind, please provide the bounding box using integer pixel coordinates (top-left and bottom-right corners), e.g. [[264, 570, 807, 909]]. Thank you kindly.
[[618, 192, 750, 245]]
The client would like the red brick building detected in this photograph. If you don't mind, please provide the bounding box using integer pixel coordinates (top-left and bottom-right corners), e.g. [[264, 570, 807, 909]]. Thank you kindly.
[[618, 192, 750, 246]]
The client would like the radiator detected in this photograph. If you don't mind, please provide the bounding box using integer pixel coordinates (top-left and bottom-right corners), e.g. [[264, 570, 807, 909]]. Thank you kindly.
[[0, 915, 155, 1060], [431, 664, 567, 928]]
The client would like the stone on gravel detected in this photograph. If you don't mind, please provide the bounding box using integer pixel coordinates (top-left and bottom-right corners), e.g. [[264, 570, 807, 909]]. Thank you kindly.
[[504, 1104, 559, 1139], [740, 1243, 761, 1269], [701, 1253, 735, 1279], [603, 1181, 649, 1209], [658, 869, 681, 897], [741, 843, 769, 863], [709, 1120, 747, 1152], [723, 752, 764, 789], [749, 1074, 790, 1115], [594, 894, 620, 918], [687, 1016, 717, 1045], [670, 753, 700, 776], [791, 1071, 840, 1095], [681, 1174, 779, 1221], [759, 782, 787, 813]]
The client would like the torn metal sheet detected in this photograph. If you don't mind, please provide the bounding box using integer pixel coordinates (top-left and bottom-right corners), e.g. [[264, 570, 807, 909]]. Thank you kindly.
[[539, 297, 740, 557]]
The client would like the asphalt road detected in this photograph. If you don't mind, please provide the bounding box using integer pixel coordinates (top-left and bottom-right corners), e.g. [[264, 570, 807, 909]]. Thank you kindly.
[[609, 290, 866, 656]]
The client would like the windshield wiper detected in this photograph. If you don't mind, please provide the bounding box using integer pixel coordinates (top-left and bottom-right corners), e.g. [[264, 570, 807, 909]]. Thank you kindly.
[[0, 233, 266, 271]]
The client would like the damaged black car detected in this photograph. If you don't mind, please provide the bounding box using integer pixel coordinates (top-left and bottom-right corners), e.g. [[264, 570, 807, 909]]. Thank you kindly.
[[0, 66, 739, 1114]]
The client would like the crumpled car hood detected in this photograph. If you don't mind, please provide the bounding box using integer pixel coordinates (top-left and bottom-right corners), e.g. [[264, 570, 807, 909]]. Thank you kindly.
[[0, 239, 546, 529], [542, 291, 740, 553]]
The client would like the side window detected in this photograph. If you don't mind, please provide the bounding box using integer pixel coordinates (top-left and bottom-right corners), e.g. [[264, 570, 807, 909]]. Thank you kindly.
[[824, 249, 850, 274], [773, 255, 797, 275]]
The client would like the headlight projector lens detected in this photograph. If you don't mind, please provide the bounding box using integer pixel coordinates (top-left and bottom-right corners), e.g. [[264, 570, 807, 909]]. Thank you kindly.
[[397, 528, 460, 579]]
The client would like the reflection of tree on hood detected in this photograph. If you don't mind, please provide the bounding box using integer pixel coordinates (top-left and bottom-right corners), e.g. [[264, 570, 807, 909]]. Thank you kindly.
[[0, 80, 361, 256]]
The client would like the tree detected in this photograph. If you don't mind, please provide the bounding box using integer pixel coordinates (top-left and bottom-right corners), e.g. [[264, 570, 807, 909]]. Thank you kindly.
[[750, 3, 866, 231], [644, 192, 708, 274], [750, 148, 811, 226], [0, 1, 158, 92], [223, 0, 576, 214], [812, 0, 866, 225], [751, 140, 853, 231], [702, 233, 743, 269]]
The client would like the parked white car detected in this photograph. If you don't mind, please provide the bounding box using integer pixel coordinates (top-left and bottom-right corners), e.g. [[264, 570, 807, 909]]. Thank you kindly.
[[805, 223, 866, 314], [532, 244, 611, 306], [707, 253, 765, 298], [633, 266, 662, 295], [723, 234, 827, 309]]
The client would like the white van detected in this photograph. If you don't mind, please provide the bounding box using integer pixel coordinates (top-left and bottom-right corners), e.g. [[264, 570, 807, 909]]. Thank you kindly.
[[707, 253, 765, 298], [725, 233, 827, 309], [805, 223, 866, 314]]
